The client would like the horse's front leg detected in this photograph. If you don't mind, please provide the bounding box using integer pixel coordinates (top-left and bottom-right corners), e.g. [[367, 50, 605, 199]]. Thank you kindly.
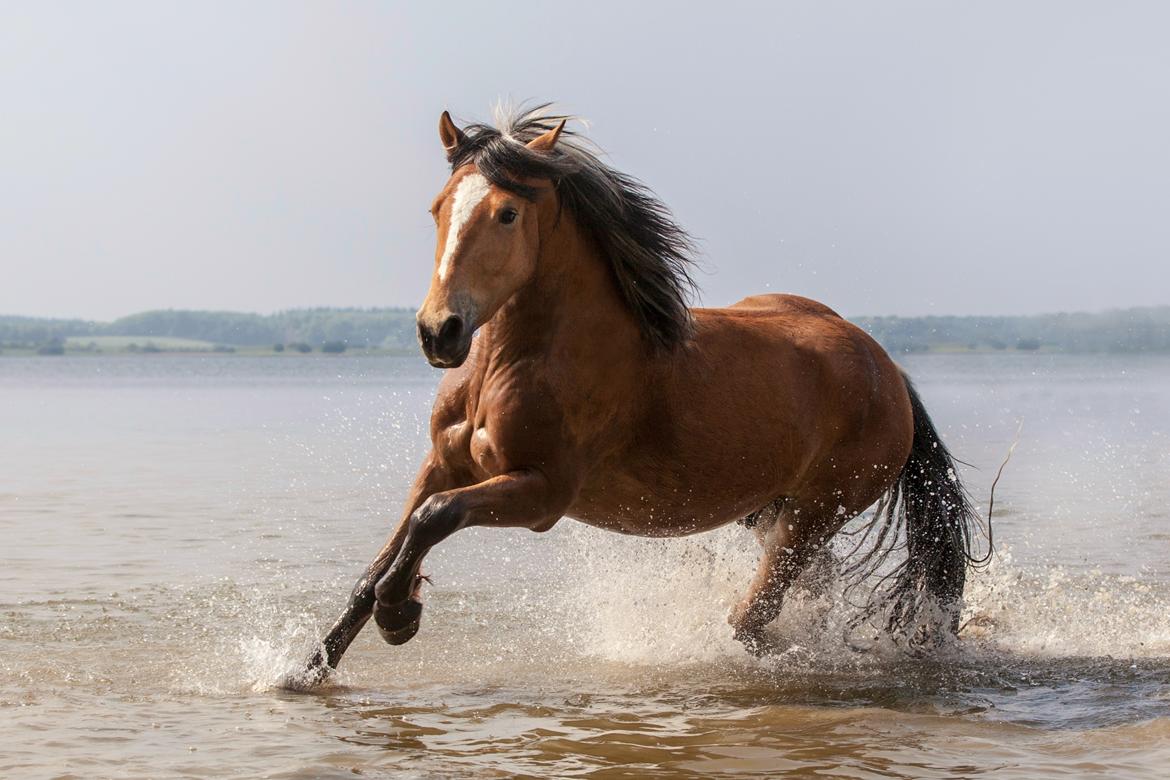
[[372, 470, 569, 641], [287, 458, 452, 688]]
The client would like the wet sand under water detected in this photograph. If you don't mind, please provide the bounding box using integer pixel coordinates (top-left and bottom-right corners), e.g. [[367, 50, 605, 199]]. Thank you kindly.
[[3, 353, 1170, 778]]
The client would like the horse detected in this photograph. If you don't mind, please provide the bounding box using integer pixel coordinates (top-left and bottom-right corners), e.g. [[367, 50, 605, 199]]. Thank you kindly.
[[289, 105, 986, 688]]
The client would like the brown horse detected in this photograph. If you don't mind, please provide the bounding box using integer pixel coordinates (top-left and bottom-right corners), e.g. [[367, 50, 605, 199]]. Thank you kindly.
[[291, 106, 985, 687]]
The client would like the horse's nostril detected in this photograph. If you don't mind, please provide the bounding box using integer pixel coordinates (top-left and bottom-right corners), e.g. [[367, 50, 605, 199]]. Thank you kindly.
[[416, 321, 433, 350], [438, 315, 464, 345]]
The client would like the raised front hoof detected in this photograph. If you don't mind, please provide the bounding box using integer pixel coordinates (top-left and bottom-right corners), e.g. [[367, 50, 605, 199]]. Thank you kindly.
[[374, 597, 423, 646]]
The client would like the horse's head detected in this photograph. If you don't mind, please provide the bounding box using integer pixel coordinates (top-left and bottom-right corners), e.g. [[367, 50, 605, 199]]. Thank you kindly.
[[416, 111, 564, 368]]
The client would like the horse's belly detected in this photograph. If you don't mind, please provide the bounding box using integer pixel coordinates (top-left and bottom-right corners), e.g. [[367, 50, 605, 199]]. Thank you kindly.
[[566, 467, 777, 537]]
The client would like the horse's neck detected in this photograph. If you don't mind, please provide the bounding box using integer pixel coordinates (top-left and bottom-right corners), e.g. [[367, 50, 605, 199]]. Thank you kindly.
[[478, 215, 645, 374]]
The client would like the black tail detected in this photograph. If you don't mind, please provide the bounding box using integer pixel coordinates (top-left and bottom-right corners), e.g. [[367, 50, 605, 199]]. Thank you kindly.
[[843, 373, 991, 648]]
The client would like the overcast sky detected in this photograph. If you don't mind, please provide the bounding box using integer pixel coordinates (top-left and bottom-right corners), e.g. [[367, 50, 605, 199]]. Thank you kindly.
[[2, 2, 1167, 321]]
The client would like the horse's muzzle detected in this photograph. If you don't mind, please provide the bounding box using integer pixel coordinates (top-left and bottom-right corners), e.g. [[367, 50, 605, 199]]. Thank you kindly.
[[417, 313, 471, 368]]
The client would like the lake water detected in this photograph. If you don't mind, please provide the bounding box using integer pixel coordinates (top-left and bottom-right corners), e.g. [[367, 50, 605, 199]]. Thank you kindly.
[[2, 353, 1170, 778]]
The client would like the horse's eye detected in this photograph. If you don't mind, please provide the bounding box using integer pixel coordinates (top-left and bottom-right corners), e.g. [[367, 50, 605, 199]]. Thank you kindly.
[[499, 208, 518, 225]]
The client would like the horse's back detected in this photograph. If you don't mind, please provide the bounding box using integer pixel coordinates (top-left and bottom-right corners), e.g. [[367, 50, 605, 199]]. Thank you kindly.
[[725, 293, 843, 319], [693, 293, 907, 435], [693, 293, 876, 371]]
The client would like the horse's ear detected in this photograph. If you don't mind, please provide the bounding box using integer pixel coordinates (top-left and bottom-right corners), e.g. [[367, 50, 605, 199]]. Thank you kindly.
[[438, 111, 465, 154], [526, 119, 566, 153]]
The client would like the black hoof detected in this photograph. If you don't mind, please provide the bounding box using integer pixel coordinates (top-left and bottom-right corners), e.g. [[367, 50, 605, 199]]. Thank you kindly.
[[733, 627, 779, 658], [278, 658, 333, 691], [374, 598, 423, 646]]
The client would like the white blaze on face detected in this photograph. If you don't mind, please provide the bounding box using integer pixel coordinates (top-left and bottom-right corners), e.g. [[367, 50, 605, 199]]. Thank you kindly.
[[438, 173, 491, 281]]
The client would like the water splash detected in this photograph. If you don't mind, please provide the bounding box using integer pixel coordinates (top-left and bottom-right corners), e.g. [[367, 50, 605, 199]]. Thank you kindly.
[[962, 550, 1170, 659], [544, 524, 1170, 671]]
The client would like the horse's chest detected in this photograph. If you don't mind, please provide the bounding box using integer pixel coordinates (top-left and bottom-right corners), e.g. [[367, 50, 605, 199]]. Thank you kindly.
[[467, 424, 503, 475], [436, 418, 505, 478]]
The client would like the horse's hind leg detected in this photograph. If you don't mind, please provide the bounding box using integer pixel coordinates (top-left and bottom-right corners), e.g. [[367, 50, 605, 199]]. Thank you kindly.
[[729, 500, 832, 654]]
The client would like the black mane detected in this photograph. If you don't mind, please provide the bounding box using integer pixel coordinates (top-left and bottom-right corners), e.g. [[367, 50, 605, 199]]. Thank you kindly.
[[446, 104, 698, 350]]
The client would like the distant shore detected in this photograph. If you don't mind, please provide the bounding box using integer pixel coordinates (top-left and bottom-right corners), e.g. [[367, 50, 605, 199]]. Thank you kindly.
[[0, 344, 1077, 358], [0, 336, 418, 358], [3, 304, 1169, 356]]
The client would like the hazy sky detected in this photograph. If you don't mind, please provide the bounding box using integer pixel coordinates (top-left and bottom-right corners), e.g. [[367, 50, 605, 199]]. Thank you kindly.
[[2, 2, 1167, 320]]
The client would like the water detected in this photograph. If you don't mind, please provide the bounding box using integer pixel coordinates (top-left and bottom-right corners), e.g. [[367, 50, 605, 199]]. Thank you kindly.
[[2, 353, 1169, 778]]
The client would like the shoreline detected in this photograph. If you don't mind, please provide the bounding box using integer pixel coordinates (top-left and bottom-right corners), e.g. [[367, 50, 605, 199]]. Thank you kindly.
[[0, 347, 420, 358], [2, 345, 1164, 357]]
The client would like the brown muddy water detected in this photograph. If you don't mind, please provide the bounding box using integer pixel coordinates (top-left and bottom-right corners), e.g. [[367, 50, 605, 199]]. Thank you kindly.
[[3, 353, 1170, 778]]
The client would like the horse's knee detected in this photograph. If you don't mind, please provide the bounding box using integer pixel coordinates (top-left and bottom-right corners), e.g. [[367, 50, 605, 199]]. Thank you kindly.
[[409, 492, 466, 547], [374, 493, 464, 606]]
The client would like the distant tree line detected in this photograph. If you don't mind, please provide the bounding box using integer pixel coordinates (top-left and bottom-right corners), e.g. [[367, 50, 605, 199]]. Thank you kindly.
[[0, 316, 100, 347], [853, 306, 1170, 353], [3, 305, 1170, 354], [0, 308, 418, 351]]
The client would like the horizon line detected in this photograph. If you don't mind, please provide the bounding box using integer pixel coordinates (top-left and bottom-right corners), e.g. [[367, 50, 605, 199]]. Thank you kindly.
[[3, 302, 1170, 324]]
